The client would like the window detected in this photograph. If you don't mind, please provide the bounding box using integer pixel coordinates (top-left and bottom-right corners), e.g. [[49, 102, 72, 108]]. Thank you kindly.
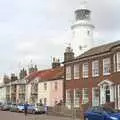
[[31, 82, 38, 94], [66, 89, 71, 105], [82, 88, 89, 104], [92, 88, 99, 106], [83, 63, 88, 78], [92, 60, 99, 77], [44, 98, 47, 104], [74, 89, 82, 107], [44, 83, 47, 90], [74, 64, 79, 79], [103, 58, 111, 75], [66, 66, 71, 80], [113, 54, 116, 72], [19, 85, 25, 94], [87, 30, 90, 35], [117, 52, 120, 71], [54, 81, 58, 90]]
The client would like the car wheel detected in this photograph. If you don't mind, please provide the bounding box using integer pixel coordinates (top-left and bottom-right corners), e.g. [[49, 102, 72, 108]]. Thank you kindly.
[[84, 117, 88, 120]]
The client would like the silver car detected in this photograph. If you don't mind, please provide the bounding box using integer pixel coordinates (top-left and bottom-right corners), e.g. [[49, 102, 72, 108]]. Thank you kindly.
[[27, 104, 45, 114]]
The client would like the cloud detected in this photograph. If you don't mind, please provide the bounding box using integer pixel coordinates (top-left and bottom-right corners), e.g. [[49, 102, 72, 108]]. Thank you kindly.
[[0, 0, 120, 75]]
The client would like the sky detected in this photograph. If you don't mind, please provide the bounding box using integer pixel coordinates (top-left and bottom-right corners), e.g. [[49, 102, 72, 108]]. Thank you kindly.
[[0, 0, 120, 76]]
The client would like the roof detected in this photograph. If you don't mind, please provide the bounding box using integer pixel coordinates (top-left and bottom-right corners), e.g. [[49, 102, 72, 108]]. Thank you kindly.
[[26, 67, 64, 83], [78, 40, 120, 59]]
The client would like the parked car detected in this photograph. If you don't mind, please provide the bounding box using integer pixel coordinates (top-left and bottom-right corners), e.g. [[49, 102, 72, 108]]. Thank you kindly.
[[1, 103, 11, 111], [9, 103, 18, 112], [27, 104, 45, 114], [0, 103, 4, 110], [84, 106, 120, 120], [0, 102, 3, 110], [16, 104, 24, 112]]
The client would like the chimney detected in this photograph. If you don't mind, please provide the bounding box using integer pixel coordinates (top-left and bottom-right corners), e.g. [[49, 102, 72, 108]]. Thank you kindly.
[[52, 57, 61, 69], [64, 46, 74, 62]]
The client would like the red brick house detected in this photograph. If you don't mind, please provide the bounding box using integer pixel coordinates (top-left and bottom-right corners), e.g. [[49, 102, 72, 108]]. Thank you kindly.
[[64, 41, 120, 109]]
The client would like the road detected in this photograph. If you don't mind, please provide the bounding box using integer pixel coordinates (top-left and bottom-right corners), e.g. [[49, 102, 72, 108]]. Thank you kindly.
[[0, 111, 80, 120]]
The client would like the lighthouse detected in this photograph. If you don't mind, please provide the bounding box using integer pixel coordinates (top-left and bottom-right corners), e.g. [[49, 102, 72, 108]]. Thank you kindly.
[[71, 0, 95, 56]]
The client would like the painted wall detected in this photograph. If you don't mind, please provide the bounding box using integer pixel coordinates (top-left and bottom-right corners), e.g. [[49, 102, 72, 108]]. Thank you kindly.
[[38, 79, 63, 107], [49, 79, 63, 106], [16, 85, 19, 103], [0, 87, 6, 102], [26, 84, 31, 103], [38, 82, 50, 106]]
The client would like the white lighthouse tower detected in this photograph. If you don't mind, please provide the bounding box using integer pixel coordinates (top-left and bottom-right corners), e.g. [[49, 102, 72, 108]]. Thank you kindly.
[[71, 0, 95, 56]]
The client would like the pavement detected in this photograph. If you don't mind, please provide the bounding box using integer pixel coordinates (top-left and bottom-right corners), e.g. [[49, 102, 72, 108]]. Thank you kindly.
[[0, 111, 81, 120]]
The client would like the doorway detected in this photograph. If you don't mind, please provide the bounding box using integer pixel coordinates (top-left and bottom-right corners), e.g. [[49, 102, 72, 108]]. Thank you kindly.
[[105, 86, 110, 102]]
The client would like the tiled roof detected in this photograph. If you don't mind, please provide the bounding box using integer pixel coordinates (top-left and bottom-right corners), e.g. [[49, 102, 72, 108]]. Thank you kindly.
[[26, 67, 64, 83], [78, 40, 120, 58], [25, 71, 39, 80]]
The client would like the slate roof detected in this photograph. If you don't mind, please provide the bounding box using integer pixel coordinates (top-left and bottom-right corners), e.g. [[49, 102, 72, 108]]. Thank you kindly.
[[78, 40, 120, 59]]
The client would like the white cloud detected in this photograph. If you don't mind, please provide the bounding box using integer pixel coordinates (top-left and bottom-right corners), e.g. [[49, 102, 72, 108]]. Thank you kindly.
[[0, 0, 120, 75]]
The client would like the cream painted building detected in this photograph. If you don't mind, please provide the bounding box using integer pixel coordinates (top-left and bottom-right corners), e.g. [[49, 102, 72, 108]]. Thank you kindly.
[[0, 84, 6, 103], [38, 79, 63, 106], [25, 66, 64, 106]]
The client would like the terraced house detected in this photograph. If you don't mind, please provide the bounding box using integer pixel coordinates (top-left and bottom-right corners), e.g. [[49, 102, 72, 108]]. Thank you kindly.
[[64, 41, 120, 109], [0, 69, 27, 104], [26, 58, 64, 106]]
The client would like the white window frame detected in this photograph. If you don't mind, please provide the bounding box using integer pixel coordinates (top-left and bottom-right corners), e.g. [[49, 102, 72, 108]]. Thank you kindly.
[[103, 58, 111, 75], [74, 88, 82, 107], [113, 54, 117, 72], [117, 52, 120, 72], [74, 64, 79, 79], [82, 88, 89, 104], [66, 89, 71, 105], [92, 87, 99, 106], [44, 83, 47, 90], [66, 66, 71, 80], [54, 81, 58, 90], [83, 63, 88, 78], [92, 60, 99, 77]]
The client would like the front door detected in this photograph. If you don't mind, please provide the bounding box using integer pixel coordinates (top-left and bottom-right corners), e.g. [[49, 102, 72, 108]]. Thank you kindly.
[[105, 86, 110, 102]]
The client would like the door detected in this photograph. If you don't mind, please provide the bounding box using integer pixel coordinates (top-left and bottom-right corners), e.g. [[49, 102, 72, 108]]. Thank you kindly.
[[105, 86, 110, 102]]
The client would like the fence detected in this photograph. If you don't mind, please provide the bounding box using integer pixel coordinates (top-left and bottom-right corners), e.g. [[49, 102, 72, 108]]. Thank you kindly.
[[48, 103, 90, 120]]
